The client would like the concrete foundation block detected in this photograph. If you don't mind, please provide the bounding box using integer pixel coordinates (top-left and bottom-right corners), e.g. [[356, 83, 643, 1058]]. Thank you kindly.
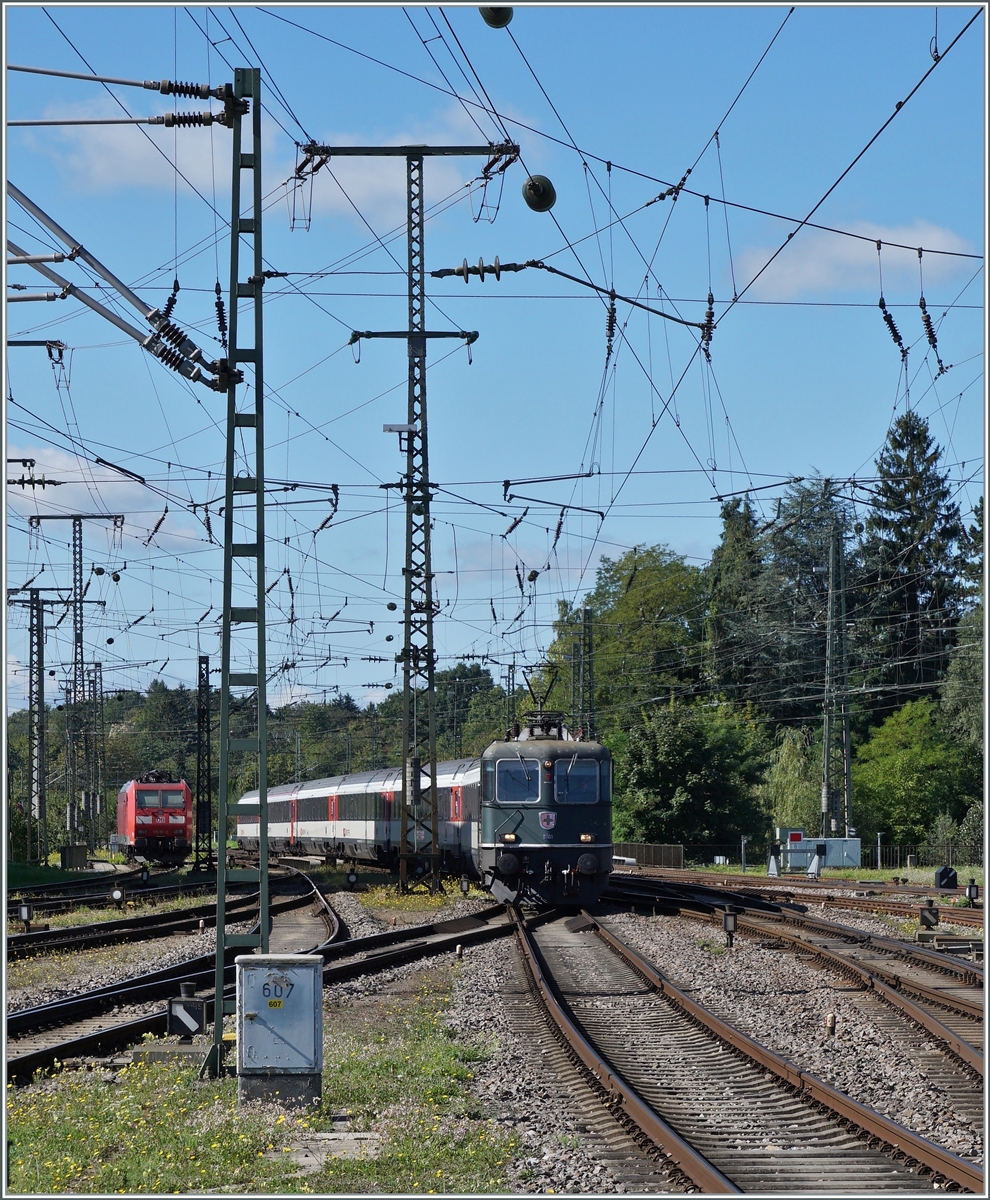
[[130, 1042, 208, 1065], [238, 1072, 322, 1107]]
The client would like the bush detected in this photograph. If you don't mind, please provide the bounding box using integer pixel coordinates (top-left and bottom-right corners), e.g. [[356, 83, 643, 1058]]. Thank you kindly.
[[957, 800, 983, 866], [614, 702, 769, 844], [851, 699, 982, 843]]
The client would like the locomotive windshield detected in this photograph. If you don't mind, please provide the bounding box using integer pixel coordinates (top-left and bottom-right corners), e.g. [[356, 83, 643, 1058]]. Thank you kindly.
[[136, 788, 185, 808], [554, 756, 599, 802], [495, 757, 540, 803]]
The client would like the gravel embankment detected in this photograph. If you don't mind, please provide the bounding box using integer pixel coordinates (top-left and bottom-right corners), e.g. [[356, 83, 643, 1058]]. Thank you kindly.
[[805, 904, 983, 939], [445, 937, 639, 1193], [603, 908, 983, 1164]]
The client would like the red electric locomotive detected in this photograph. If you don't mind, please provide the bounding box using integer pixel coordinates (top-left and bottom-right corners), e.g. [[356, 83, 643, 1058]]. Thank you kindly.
[[115, 771, 193, 864]]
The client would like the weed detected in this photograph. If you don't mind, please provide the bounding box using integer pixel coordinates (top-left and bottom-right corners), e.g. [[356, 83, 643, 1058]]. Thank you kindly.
[[358, 884, 449, 914], [7, 967, 515, 1194], [696, 937, 726, 956]]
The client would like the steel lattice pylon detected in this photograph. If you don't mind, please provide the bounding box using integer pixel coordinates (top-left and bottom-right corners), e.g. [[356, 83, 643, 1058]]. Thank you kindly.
[[206, 67, 266, 1078], [398, 153, 440, 888], [26, 513, 122, 848], [27, 589, 45, 861], [258, 137, 516, 889], [194, 653, 214, 871]]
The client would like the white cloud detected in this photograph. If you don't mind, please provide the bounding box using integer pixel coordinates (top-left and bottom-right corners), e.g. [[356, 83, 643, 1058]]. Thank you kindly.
[[5, 441, 210, 556], [734, 220, 975, 299], [18, 97, 286, 195]]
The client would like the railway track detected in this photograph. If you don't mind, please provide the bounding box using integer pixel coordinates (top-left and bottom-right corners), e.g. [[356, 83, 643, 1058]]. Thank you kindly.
[[607, 873, 983, 1076], [621, 869, 984, 928], [5, 887, 322, 1080], [6, 887, 513, 1082], [512, 908, 983, 1193], [6, 876, 217, 918], [6, 892, 258, 960], [8, 865, 147, 900], [738, 886, 981, 929], [639, 865, 983, 904]]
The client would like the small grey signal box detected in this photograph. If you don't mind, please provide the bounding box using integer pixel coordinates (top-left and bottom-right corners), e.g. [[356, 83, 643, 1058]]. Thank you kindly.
[[235, 954, 323, 1106]]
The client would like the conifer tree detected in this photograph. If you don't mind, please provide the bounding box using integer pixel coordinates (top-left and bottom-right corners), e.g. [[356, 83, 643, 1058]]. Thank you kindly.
[[860, 410, 964, 706]]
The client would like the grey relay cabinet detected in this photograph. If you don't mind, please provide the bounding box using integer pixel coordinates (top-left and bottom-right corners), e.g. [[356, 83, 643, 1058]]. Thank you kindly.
[[235, 954, 323, 1105]]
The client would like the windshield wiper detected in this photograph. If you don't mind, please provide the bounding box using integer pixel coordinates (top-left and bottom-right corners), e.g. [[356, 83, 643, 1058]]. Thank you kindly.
[[516, 752, 532, 783]]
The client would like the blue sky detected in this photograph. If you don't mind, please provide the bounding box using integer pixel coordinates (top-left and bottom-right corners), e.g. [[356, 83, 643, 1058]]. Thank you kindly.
[[4, 4, 985, 714]]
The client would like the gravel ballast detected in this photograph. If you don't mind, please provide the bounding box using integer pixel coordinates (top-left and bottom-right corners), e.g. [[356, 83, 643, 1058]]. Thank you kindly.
[[603, 908, 983, 1164], [316, 915, 646, 1193], [292, 892, 647, 1191]]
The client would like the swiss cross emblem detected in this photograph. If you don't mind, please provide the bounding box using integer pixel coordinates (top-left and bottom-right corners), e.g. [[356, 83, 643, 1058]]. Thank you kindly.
[[539, 811, 556, 830]]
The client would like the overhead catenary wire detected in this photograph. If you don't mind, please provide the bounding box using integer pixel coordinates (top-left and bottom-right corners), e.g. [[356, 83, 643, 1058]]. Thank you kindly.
[[7, 9, 980, 717]]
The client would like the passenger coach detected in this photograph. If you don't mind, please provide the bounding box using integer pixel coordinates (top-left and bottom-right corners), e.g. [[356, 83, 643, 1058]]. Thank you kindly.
[[236, 719, 613, 906]]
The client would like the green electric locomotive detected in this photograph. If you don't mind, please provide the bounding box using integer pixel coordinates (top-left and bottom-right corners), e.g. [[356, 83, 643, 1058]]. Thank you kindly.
[[479, 710, 613, 906]]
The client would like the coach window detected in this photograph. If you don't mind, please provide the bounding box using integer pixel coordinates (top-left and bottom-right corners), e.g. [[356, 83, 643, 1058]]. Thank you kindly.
[[554, 756, 599, 803], [136, 789, 160, 808], [162, 791, 185, 808], [495, 757, 540, 803]]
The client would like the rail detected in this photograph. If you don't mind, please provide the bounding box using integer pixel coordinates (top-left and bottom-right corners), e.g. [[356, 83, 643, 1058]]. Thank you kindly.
[[7, 892, 512, 1082], [587, 911, 983, 1193], [6, 892, 258, 960], [510, 908, 740, 1194]]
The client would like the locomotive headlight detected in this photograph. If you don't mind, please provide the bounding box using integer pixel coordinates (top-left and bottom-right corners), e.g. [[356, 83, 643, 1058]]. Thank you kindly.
[[580, 833, 595, 843], [502, 833, 519, 843], [543, 760, 552, 769]]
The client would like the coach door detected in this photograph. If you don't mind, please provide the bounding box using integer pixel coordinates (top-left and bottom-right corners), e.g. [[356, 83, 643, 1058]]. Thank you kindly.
[[289, 795, 297, 846]]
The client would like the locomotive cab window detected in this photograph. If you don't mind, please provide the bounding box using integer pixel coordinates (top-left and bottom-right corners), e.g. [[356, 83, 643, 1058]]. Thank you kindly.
[[162, 791, 185, 808], [136, 790, 160, 809], [495, 757, 540, 803], [600, 758, 612, 803], [554, 756, 599, 803]]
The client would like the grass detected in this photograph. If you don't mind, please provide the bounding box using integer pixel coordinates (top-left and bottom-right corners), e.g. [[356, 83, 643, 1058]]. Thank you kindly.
[[358, 883, 485, 915], [7, 967, 517, 1194]]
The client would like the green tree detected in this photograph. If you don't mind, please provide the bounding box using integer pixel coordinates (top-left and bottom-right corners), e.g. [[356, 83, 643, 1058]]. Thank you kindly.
[[614, 702, 769, 845], [460, 683, 509, 755], [959, 495, 983, 599], [860, 411, 965, 705], [850, 698, 980, 843], [923, 811, 959, 856], [433, 664, 496, 757], [957, 800, 983, 866], [940, 603, 983, 752], [705, 498, 763, 693], [759, 726, 821, 836], [548, 544, 706, 739]]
